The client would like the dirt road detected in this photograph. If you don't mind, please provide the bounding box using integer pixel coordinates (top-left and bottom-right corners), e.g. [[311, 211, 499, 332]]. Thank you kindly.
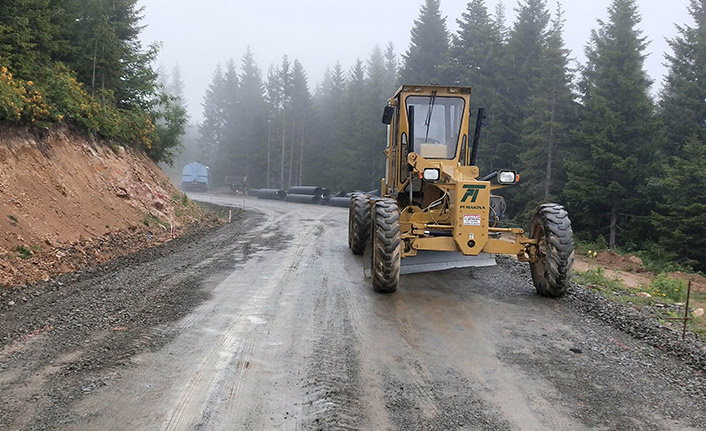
[[2, 194, 705, 430]]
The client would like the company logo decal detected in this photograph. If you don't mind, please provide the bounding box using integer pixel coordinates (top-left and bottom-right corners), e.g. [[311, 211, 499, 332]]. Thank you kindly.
[[461, 185, 486, 203]]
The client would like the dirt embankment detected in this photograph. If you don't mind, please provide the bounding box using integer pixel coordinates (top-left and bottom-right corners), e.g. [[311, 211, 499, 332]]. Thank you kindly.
[[0, 125, 215, 288], [575, 250, 706, 292]]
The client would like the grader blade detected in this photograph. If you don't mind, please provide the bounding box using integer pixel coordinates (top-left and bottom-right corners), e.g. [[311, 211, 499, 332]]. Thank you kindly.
[[400, 251, 496, 275]]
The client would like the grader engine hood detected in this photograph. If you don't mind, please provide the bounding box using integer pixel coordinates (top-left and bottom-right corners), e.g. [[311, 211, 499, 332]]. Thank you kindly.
[[454, 181, 491, 255]]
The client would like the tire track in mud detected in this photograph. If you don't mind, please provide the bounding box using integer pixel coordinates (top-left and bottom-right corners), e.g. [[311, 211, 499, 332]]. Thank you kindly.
[[295, 220, 375, 430], [367, 289, 512, 430], [302, 273, 365, 430], [162, 210, 317, 430]]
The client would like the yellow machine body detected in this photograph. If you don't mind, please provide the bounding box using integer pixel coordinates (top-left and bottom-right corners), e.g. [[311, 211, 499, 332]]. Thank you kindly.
[[379, 85, 536, 267]]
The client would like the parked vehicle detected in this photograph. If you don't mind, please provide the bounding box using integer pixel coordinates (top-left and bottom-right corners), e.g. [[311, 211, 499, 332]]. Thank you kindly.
[[181, 162, 210, 192]]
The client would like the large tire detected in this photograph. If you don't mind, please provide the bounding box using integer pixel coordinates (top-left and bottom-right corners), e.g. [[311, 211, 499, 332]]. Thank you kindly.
[[529, 203, 574, 297], [348, 193, 370, 255], [371, 199, 401, 293]]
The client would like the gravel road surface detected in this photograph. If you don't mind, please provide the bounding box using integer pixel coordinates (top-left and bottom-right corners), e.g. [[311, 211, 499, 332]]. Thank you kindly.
[[1, 193, 705, 430]]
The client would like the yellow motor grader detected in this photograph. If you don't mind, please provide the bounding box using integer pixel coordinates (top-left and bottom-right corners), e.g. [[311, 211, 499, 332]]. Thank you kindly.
[[348, 85, 574, 296]]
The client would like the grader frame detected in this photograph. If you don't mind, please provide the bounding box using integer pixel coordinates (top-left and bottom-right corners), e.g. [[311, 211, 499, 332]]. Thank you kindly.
[[348, 85, 574, 296]]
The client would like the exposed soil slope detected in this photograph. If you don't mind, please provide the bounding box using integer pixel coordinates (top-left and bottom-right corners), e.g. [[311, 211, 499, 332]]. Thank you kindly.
[[0, 125, 212, 288]]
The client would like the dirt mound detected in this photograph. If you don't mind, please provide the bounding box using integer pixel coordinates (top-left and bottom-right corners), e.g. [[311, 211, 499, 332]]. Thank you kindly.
[[0, 125, 214, 288], [592, 250, 646, 273], [577, 249, 706, 293]]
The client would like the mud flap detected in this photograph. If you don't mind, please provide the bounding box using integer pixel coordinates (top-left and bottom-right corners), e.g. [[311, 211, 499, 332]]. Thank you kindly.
[[400, 251, 497, 275]]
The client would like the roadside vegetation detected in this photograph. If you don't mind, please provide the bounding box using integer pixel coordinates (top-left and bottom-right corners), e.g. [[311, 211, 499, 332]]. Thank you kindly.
[[574, 263, 706, 341], [0, 1, 186, 164]]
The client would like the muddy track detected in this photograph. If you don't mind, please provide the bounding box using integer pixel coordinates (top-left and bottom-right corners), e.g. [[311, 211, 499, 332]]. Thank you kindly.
[[1, 194, 705, 430]]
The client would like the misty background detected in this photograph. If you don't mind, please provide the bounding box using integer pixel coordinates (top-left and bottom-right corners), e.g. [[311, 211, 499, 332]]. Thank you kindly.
[[137, 0, 689, 121], [1, 0, 705, 268]]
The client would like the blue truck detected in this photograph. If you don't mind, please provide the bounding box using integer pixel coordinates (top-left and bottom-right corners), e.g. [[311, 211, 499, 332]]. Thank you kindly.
[[181, 162, 210, 192]]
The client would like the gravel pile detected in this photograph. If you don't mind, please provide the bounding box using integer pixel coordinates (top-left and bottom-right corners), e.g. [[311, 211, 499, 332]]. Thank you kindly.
[[497, 255, 706, 372], [566, 283, 706, 372]]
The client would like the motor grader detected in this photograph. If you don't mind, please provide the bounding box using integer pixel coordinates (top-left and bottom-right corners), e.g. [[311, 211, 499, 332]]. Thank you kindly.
[[348, 84, 574, 296]]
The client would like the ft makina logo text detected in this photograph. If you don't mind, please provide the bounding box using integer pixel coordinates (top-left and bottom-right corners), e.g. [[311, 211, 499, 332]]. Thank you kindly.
[[461, 184, 486, 203]]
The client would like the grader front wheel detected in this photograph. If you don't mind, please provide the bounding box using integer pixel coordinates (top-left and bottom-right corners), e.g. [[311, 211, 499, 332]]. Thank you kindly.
[[348, 193, 370, 255], [529, 203, 574, 297], [371, 199, 401, 293]]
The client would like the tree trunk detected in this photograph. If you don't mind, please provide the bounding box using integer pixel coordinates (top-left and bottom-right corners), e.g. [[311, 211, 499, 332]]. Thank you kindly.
[[266, 120, 271, 188], [91, 39, 98, 97], [280, 118, 286, 189], [288, 117, 294, 189], [298, 122, 304, 186], [545, 84, 556, 200], [609, 203, 618, 250]]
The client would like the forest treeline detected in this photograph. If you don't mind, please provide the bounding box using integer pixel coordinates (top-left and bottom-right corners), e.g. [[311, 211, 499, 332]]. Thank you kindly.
[[191, 0, 706, 270], [0, 0, 704, 270], [0, 0, 186, 163]]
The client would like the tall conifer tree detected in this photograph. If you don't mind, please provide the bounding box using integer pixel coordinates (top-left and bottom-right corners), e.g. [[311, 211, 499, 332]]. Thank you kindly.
[[400, 0, 449, 84], [238, 48, 267, 186], [518, 5, 577, 211], [651, 138, 706, 270], [564, 0, 657, 249], [660, 0, 706, 155]]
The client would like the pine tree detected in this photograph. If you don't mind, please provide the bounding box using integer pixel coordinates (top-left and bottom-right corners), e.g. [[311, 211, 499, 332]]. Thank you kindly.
[[68, 0, 159, 109], [481, 0, 552, 216], [0, 0, 80, 78], [517, 5, 577, 213], [263, 57, 293, 188], [340, 59, 369, 190], [383, 42, 398, 90], [220, 59, 241, 182], [652, 138, 706, 270], [238, 47, 267, 187], [169, 62, 186, 108], [278, 56, 292, 188], [199, 65, 228, 175], [400, 0, 449, 84], [308, 62, 347, 188], [290, 59, 311, 187], [660, 0, 706, 155], [439, 0, 503, 93], [364, 46, 391, 189], [564, 0, 658, 249], [264, 65, 281, 188], [499, 0, 551, 162], [436, 0, 508, 179]]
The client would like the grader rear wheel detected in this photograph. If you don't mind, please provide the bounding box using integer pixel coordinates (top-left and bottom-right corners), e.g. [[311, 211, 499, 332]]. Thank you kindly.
[[530, 203, 574, 297], [348, 193, 370, 255], [371, 199, 401, 293]]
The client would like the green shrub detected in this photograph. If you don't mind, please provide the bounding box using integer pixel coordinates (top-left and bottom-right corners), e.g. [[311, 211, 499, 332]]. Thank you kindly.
[[14, 245, 32, 259], [142, 213, 169, 229], [0, 61, 180, 162], [574, 267, 624, 290], [648, 273, 688, 302]]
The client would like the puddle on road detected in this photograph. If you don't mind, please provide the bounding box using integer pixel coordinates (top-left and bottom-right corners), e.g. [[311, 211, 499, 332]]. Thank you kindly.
[[245, 315, 267, 325]]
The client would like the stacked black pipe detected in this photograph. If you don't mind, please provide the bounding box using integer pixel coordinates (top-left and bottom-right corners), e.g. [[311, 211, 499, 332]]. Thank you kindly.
[[326, 196, 351, 207], [256, 189, 287, 200], [252, 186, 354, 207], [285, 186, 324, 204]]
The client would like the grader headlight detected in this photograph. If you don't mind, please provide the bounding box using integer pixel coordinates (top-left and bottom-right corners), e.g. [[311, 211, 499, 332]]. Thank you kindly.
[[422, 168, 440, 182], [498, 170, 519, 184]]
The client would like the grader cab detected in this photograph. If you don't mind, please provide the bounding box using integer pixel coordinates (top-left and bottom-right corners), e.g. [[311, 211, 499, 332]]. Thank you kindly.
[[348, 85, 574, 296]]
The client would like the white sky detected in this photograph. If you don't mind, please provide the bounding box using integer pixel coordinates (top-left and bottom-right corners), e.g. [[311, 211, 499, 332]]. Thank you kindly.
[[136, 0, 692, 122]]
